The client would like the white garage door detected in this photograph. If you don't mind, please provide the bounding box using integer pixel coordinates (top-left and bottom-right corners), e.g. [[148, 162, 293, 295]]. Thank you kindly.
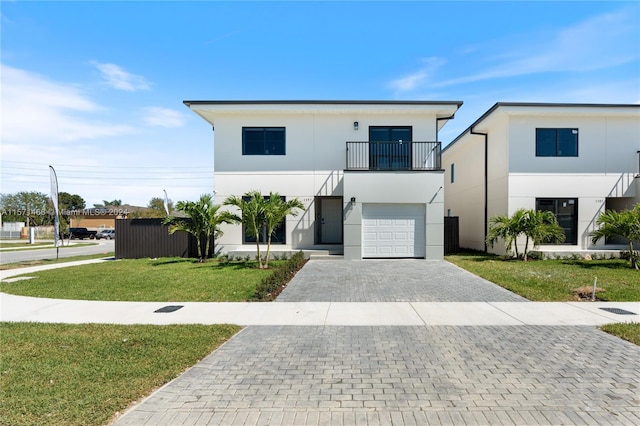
[[362, 204, 425, 258]]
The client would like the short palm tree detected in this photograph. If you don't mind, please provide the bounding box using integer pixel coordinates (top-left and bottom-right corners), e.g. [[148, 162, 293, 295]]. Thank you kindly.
[[487, 208, 565, 261], [163, 194, 233, 262], [262, 193, 304, 268], [519, 209, 566, 261], [224, 191, 305, 269], [224, 191, 266, 268], [486, 209, 526, 259], [590, 204, 640, 269]]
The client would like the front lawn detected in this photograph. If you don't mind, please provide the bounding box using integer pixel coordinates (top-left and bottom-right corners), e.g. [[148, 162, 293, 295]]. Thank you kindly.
[[0, 257, 285, 302], [600, 323, 640, 346], [446, 251, 639, 302], [0, 253, 114, 271], [0, 322, 241, 426]]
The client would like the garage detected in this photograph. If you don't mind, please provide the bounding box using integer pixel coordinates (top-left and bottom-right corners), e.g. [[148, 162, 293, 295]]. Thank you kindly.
[[362, 204, 425, 258]]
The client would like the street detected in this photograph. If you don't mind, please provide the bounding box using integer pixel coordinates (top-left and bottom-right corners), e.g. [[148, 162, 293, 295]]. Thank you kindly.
[[0, 240, 114, 264]]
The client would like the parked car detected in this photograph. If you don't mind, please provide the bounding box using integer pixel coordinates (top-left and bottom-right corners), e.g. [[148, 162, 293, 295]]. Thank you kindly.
[[96, 229, 115, 240], [68, 227, 97, 240]]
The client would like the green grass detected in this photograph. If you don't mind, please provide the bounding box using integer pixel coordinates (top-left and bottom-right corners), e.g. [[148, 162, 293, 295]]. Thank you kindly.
[[0, 322, 241, 426], [0, 258, 285, 302], [446, 251, 640, 301], [0, 253, 115, 271], [0, 242, 53, 249], [600, 323, 640, 346]]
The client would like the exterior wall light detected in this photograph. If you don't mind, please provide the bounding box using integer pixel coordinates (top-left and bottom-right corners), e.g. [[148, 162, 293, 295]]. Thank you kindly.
[[350, 197, 356, 205], [353, 121, 359, 130]]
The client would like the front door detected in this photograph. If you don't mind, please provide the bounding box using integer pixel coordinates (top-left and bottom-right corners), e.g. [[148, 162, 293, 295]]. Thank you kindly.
[[316, 197, 343, 244]]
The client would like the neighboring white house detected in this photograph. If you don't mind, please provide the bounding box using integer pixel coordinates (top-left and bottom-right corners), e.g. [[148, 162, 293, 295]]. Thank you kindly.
[[442, 102, 640, 255], [183, 100, 462, 260]]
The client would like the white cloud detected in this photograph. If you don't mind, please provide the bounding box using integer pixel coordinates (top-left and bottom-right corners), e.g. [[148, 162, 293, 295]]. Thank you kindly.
[[390, 7, 639, 91], [0, 64, 136, 145], [142, 107, 186, 128], [388, 57, 446, 93], [92, 62, 151, 91]]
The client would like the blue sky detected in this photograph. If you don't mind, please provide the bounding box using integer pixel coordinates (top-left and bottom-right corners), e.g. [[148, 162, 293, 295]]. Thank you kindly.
[[1, 1, 639, 207]]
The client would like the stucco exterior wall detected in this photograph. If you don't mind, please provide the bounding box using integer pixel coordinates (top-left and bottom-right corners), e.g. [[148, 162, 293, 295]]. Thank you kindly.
[[343, 171, 444, 260], [192, 102, 459, 256]]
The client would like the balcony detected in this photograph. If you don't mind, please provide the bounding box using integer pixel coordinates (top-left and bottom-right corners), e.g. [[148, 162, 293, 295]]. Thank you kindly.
[[346, 141, 441, 171]]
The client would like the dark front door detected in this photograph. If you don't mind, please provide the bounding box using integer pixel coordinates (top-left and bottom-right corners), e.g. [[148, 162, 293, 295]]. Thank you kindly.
[[316, 197, 343, 244]]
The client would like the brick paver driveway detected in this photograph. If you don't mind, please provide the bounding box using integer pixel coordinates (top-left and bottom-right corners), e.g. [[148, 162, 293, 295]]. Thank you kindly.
[[115, 261, 640, 425]]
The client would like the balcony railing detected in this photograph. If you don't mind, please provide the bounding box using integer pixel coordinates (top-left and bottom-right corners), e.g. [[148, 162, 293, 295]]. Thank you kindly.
[[346, 141, 441, 171]]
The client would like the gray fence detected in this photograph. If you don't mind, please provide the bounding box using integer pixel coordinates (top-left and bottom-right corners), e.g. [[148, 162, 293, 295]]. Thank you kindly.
[[115, 218, 214, 259]]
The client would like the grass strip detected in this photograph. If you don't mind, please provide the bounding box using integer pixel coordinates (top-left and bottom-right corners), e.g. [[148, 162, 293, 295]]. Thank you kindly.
[[600, 323, 640, 346], [0, 322, 241, 426], [0, 257, 285, 302], [0, 253, 115, 271], [446, 252, 640, 302]]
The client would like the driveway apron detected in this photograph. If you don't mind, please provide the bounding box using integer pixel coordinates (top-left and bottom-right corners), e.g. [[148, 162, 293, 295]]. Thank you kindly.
[[115, 260, 640, 426]]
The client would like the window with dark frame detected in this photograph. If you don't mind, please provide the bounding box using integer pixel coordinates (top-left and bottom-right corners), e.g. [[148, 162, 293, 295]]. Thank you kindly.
[[451, 163, 455, 183], [536, 128, 578, 157], [535, 198, 578, 245], [368, 126, 412, 170], [242, 127, 286, 155], [242, 195, 286, 244]]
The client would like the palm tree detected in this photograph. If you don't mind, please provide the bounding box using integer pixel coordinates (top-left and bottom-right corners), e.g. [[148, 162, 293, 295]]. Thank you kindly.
[[486, 209, 526, 259], [487, 208, 565, 260], [163, 194, 233, 262], [224, 191, 266, 268], [590, 204, 640, 269], [262, 192, 304, 268], [519, 209, 566, 261]]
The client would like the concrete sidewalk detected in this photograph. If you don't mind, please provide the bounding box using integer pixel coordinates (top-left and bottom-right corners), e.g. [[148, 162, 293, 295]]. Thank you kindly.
[[1, 292, 639, 326]]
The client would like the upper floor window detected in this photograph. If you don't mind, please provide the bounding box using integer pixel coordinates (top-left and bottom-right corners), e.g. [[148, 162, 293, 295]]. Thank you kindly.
[[450, 163, 455, 183], [536, 128, 578, 157], [369, 126, 412, 170], [242, 127, 286, 155]]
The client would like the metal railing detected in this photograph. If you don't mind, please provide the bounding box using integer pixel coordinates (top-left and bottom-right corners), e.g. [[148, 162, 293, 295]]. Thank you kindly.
[[346, 141, 441, 171]]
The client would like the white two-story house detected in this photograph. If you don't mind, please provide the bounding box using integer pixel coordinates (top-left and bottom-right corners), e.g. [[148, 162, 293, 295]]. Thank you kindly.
[[183, 100, 462, 260], [442, 102, 640, 256]]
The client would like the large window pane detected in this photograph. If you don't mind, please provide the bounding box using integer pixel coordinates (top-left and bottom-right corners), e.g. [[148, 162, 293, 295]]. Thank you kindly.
[[535, 198, 578, 245], [535, 129, 557, 156], [557, 129, 578, 156], [536, 128, 578, 157], [368, 126, 412, 170], [242, 127, 285, 155]]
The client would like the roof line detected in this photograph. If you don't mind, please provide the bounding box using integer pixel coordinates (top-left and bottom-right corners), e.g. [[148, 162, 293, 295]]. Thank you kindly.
[[183, 100, 464, 107]]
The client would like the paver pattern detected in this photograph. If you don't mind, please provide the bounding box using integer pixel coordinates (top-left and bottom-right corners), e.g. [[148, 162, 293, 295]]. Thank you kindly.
[[116, 325, 640, 425], [277, 260, 527, 302], [115, 260, 640, 425]]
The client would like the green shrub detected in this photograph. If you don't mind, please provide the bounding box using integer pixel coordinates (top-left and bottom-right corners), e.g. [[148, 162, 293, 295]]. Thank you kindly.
[[255, 251, 307, 301]]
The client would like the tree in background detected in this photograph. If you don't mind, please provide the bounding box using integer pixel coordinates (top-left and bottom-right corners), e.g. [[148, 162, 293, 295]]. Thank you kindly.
[[94, 199, 122, 208], [58, 192, 86, 211], [163, 194, 233, 262], [0, 191, 51, 226], [487, 208, 565, 261], [56, 192, 86, 237], [590, 204, 640, 269], [146, 197, 174, 218]]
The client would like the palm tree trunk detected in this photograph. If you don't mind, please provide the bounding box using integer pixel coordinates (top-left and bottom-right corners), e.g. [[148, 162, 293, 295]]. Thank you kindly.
[[265, 235, 272, 269], [629, 241, 638, 269], [523, 236, 529, 261], [200, 234, 208, 261], [255, 239, 262, 268]]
